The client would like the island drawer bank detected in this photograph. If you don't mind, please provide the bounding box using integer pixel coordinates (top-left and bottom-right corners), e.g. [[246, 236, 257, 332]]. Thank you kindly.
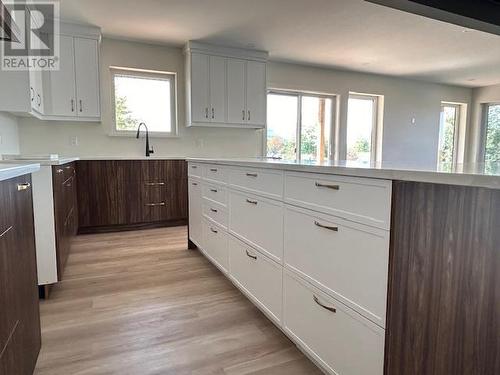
[[76, 160, 188, 233], [187, 159, 500, 375]]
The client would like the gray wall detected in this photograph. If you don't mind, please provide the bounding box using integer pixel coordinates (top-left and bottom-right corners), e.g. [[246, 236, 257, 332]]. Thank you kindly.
[[16, 38, 472, 166]]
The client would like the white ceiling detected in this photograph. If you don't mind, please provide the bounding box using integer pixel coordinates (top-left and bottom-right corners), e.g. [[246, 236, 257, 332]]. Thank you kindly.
[[55, 0, 500, 87]]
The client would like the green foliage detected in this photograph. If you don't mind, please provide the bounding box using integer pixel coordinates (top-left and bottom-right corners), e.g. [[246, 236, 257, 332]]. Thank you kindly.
[[347, 138, 370, 161], [300, 126, 318, 159], [115, 95, 140, 131], [438, 109, 456, 166], [486, 105, 500, 162]]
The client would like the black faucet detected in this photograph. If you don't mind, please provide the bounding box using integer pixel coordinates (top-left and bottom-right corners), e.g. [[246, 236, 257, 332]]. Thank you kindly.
[[136, 122, 154, 157]]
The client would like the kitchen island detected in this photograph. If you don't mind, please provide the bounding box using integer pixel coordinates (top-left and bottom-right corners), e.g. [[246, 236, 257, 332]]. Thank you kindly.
[[186, 158, 499, 375]]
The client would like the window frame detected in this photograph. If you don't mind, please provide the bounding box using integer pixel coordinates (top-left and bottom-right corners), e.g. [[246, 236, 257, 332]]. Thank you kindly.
[[109, 67, 178, 138], [480, 102, 500, 163], [346, 93, 381, 164], [265, 88, 337, 160], [438, 102, 461, 168]]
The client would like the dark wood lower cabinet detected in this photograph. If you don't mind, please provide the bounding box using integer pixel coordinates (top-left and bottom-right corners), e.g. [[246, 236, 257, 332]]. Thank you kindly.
[[385, 181, 500, 375], [52, 162, 78, 280], [0, 175, 41, 375], [76, 160, 188, 233]]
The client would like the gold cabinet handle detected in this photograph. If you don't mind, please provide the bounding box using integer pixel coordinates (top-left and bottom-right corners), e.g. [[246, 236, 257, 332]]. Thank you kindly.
[[17, 183, 31, 191], [246, 173, 258, 177], [245, 250, 257, 260], [56, 168, 64, 174], [313, 295, 336, 313], [246, 198, 258, 205], [145, 202, 166, 207], [314, 220, 338, 232], [144, 182, 166, 186], [315, 182, 340, 190]]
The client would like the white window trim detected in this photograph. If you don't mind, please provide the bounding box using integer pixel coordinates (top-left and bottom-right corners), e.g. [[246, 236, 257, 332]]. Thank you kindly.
[[479, 102, 500, 162], [347, 93, 383, 163], [438, 102, 464, 168], [109, 66, 179, 138], [264, 88, 338, 160]]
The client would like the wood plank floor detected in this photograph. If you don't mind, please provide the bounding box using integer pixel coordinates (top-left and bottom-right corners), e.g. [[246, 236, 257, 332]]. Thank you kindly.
[[34, 226, 322, 375]]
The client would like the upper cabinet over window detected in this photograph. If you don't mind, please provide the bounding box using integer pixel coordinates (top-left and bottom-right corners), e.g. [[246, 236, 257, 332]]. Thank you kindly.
[[184, 41, 268, 128]]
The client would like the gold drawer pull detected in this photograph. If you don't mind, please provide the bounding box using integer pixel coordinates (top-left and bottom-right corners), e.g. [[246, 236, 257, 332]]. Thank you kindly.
[[56, 168, 64, 174], [246, 199, 258, 205], [246, 173, 258, 177], [145, 182, 166, 186], [314, 221, 338, 232], [17, 183, 31, 191], [245, 250, 257, 260], [313, 295, 337, 313], [315, 182, 340, 190], [0, 226, 13, 238], [145, 202, 166, 207]]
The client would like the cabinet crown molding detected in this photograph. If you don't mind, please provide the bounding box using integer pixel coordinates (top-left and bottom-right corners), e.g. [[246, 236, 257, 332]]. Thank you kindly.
[[184, 41, 268, 62]]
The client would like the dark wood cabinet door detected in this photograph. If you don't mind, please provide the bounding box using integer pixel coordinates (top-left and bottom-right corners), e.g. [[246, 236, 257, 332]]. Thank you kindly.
[[0, 175, 41, 375], [385, 182, 500, 375], [77, 160, 188, 232]]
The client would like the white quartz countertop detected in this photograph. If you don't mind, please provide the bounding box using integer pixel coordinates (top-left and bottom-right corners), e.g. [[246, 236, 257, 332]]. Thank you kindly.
[[0, 156, 79, 166], [0, 163, 41, 182], [187, 158, 500, 190], [79, 156, 186, 161]]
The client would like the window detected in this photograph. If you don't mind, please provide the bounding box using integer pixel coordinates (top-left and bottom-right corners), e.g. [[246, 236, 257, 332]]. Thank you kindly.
[[346, 94, 380, 164], [266, 91, 335, 161], [111, 67, 177, 136], [484, 103, 500, 173], [438, 103, 460, 168]]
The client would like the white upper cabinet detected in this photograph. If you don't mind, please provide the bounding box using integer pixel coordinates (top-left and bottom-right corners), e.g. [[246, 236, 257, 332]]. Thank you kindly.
[[74, 37, 100, 118], [185, 41, 268, 128], [47, 35, 76, 117], [0, 22, 100, 122], [209, 55, 226, 123], [245, 61, 266, 127], [190, 53, 210, 123], [227, 59, 246, 124]]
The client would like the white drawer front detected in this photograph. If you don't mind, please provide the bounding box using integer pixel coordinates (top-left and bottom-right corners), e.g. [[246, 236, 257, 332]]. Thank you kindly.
[[283, 271, 385, 375], [228, 167, 284, 199], [202, 183, 228, 206], [284, 206, 389, 326], [228, 236, 282, 323], [284, 172, 391, 230], [202, 199, 228, 229], [202, 220, 229, 273], [229, 191, 283, 263], [188, 162, 202, 177], [188, 178, 203, 247], [203, 164, 228, 184]]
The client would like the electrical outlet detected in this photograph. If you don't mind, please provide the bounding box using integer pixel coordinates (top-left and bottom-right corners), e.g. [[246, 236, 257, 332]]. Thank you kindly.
[[70, 136, 78, 146]]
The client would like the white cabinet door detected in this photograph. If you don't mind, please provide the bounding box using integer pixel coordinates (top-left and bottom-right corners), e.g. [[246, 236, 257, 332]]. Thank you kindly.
[[188, 178, 202, 247], [226, 58, 246, 124], [190, 53, 210, 123], [47, 35, 76, 116], [245, 61, 266, 126], [74, 37, 100, 118], [29, 69, 44, 114], [209, 55, 226, 123]]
